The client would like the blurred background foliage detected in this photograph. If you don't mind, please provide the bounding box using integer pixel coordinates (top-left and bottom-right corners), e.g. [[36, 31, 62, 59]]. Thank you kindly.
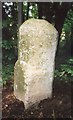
[[2, 2, 73, 85]]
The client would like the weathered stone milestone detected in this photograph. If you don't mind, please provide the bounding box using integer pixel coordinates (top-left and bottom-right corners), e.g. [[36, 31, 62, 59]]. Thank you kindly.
[[14, 19, 58, 109]]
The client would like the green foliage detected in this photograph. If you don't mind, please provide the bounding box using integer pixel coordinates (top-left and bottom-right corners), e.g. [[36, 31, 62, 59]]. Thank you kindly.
[[23, 2, 38, 19], [2, 2, 18, 64], [55, 57, 73, 82], [2, 64, 14, 85], [2, 40, 13, 49], [29, 3, 38, 18], [2, 19, 10, 28], [60, 9, 73, 48], [2, 3, 18, 85]]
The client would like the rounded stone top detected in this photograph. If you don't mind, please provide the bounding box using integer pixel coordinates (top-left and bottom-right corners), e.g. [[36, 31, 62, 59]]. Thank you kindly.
[[19, 18, 58, 42]]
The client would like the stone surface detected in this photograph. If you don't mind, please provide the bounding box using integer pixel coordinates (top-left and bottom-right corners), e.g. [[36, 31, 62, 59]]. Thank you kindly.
[[14, 18, 58, 109]]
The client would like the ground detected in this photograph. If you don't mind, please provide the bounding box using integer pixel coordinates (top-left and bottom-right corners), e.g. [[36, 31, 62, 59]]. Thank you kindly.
[[2, 77, 71, 119]]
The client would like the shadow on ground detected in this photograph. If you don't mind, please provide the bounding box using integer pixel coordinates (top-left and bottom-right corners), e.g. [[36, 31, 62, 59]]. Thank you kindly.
[[2, 78, 71, 119]]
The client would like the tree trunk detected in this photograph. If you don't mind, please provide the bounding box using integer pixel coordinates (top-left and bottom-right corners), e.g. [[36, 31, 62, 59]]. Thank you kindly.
[[54, 3, 71, 55], [38, 2, 53, 22], [18, 2, 24, 27]]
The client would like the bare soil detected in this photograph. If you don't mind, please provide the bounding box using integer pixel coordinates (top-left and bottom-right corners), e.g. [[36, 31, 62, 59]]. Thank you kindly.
[[2, 78, 72, 119]]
